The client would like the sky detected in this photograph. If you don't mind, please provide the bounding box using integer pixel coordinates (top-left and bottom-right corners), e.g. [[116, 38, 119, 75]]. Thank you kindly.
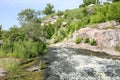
[[0, 0, 83, 30]]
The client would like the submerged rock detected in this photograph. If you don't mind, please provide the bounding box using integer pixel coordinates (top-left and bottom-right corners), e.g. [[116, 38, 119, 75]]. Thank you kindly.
[[82, 67, 96, 76]]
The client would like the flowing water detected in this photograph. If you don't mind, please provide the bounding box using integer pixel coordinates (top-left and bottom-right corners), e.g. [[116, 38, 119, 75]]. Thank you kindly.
[[44, 48, 120, 80]]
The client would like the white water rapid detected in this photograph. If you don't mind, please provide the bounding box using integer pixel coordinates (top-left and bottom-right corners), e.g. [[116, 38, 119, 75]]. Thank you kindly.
[[45, 48, 120, 80]]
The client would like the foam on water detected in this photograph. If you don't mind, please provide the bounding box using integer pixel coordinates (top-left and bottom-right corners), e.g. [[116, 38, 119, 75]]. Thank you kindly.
[[46, 48, 120, 80]]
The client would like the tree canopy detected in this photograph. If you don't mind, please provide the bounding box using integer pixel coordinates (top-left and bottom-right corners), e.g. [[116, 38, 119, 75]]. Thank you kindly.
[[79, 0, 100, 8], [17, 9, 41, 25], [43, 3, 55, 15]]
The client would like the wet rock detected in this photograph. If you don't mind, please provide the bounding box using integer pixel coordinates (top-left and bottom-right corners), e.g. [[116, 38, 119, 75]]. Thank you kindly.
[[115, 69, 120, 76], [0, 68, 7, 77], [105, 67, 116, 77]]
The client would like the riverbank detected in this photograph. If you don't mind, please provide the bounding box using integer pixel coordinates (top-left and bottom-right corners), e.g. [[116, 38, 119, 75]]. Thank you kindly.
[[50, 41, 120, 56], [0, 57, 44, 80]]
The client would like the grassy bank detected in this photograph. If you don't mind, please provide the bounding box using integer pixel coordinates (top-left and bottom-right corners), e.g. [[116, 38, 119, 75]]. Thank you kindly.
[[0, 57, 44, 80]]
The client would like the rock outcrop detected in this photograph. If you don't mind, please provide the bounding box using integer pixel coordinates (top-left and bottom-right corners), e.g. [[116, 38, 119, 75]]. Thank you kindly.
[[73, 28, 120, 49], [41, 16, 59, 26]]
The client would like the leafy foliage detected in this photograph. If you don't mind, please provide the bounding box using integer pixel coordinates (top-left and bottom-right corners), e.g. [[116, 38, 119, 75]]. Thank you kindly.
[[90, 39, 97, 46], [75, 37, 83, 44], [83, 0, 96, 6], [0, 21, 47, 58], [57, 11, 64, 16], [83, 37, 90, 43], [17, 9, 40, 25], [115, 45, 120, 52], [1, 2, 120, 58], [43, 3, 55, 15]]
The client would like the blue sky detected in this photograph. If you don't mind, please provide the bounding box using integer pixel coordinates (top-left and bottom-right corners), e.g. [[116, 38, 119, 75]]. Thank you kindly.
[[0, 0, 83, 30]]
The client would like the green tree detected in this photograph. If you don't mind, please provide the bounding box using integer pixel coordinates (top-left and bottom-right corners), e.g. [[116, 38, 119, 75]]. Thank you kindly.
[[17, 9, 41, 25], [43, 3, 55, 15], [83, 0, 99, 6]]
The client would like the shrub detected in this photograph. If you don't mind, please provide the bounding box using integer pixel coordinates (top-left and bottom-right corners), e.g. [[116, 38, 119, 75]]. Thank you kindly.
[[90, 13, 105, 24], [90, 39, 97, 46], [115, 45, 120, 52], [57, 11, 63, 16], [75, 37, 82, 44], [0, 58, 19, 71], [83, 37, 90, 43]]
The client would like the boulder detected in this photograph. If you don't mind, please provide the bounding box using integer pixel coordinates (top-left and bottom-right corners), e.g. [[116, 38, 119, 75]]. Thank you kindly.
[[26, 66, 39, 72], [41, 16, 59, 26]]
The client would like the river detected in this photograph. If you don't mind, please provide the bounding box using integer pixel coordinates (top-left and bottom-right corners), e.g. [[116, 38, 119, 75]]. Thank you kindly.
[[44, 48, 120, 80]]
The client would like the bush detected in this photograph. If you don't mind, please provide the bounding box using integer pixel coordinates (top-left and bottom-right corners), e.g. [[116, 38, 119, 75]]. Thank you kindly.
[[0, 40, 47, 58], [115, 45, 120, 52], [57, 11, 63, 16], [90, 39, 97, 46], [75, 37, 82, 44], [90, 13, 105, 23], [83, 37, 90, 43]]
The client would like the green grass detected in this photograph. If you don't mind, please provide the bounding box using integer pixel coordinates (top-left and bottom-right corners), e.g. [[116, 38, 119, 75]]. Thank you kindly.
[[75, 37, 83, 44], [83, 37, 90, 43], [0, 58, 19, 71], [0, 57, 44, 80], [6, 70, 44, 80], [115, 45, 120, 52], [90, 39, 97, 46]]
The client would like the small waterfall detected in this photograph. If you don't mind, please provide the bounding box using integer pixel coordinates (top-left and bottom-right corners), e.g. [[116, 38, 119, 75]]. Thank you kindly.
[[45, 48, 120, 80]]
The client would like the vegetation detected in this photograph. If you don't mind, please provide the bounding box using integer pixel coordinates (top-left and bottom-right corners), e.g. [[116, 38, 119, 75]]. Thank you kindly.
[[6, 71, 44, 80], [43, 3, 55, 15], [115, 45, 120, 52], [75, 37, 83, 44], [83, 37, 90, 43], [0, 9, 48, 59], [90, 39, 97, 46], [53, 2, 120, 42], [0, 58, 19, 71], [1, 1, 120, 59], [17, 9, 40, 25], [39, 61, 47, 70], [0, 57, 44, 80], [79, 0, 100, 8], [113, 0, 120, 2], [0, 1, 120, 79]]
